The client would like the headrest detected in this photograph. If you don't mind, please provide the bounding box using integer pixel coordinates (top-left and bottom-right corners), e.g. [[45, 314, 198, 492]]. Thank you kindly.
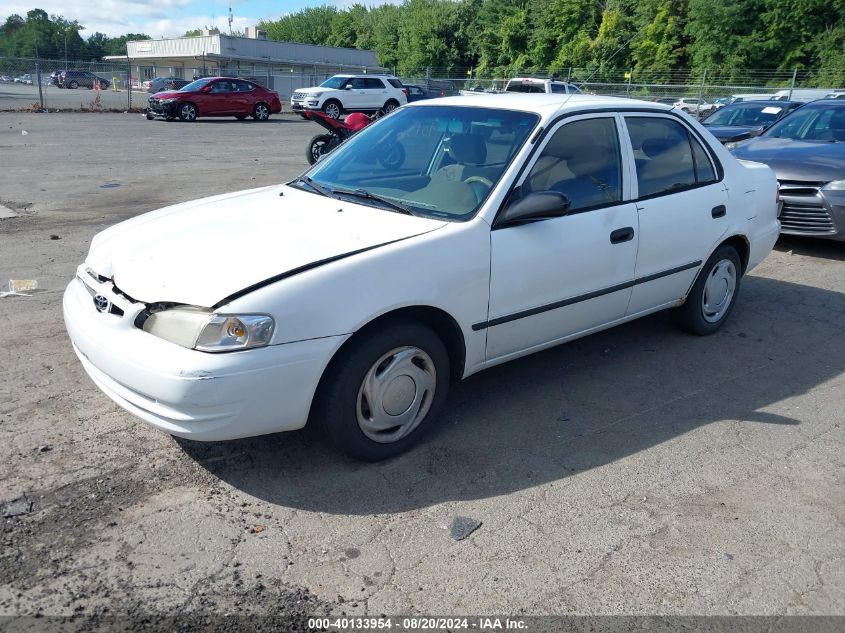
[[641, 137, 677, 158], [448, 133, 487, 164]]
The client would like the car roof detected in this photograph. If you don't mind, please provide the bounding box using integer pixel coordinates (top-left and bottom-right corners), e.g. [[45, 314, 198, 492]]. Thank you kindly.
[[797, 99, 845, 109], [722, 100, 802, 108], [408, 93, 672, 116]]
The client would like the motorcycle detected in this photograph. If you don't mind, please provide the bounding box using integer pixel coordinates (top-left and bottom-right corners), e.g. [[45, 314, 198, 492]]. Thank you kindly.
[[304, 109, 404, 167]]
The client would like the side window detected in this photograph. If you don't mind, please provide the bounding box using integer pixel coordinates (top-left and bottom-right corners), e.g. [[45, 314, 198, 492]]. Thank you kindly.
[[209, 81, 231, 93], [550, 83, 566, 94], [234, 80, 254, 92], [365, 78, 385, 89], [626, 117, 697, 198], [350, 78, 368, 89], [690, 135, 717, 183], [525, 117, 622, 212]]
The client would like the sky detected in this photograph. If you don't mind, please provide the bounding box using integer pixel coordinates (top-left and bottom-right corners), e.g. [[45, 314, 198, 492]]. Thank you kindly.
[[6, 1, 400, 38]]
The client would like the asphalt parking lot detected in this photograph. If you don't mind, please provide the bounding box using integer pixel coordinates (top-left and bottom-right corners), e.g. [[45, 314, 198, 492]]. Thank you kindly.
[[1, 113, 844, 624]]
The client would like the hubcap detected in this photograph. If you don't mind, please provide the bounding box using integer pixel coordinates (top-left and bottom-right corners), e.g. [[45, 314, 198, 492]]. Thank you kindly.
[[385, 103, 396, 112], [182, 105, 196, 120], [325, 103, 340, 119], [702, 259, 736, 323], [256, 105, 269, 119], [356, 346, 436, 443]]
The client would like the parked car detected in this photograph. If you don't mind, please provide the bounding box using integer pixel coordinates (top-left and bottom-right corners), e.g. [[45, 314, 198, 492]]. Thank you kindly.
[[50, 70, 63, 87], [651, 97, 678, 105], [732, 100, 845, 241], [0, 75, 12, 83], [64, 94, 779, 460], [291, 74, 408, 119], [146, 76, 190, 93], [673, 97, 713, 116], [772, 88, 836, 103], [823, 92, 845, 100], [60, 70, 109, 89], [146, 77, 282, 122], [15, 74, 33, 85], [701, 100, 803, 147], [404, 84, 442, 102], [504, 77, 582, 94]]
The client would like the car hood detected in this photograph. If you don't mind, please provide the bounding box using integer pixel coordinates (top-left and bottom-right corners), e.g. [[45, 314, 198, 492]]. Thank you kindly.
[[295, 86, 330, 95], [703, 124, 756, 142], [86, 185, 447, 307], [732, 136, 845, 182], [151, 90, 182, 99]]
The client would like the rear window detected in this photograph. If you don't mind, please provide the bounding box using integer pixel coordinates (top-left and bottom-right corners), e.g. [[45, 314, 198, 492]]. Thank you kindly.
[[506, 83, 545, 94], [387, 78, 403, 89]]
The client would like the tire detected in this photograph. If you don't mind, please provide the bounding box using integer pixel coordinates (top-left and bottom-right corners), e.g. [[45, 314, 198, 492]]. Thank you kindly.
[[145, 112, 155, 120], [315, 322, 451, 461], [235, 114, 247, 120], [383, 99, 400, 114], [68, 80, 78, 89], [252, 102, 271, 121], [675, 245, 742, 335], [177, 102, 198, 122], [322, 100, 342, 120], [306, 134, 333, 165]]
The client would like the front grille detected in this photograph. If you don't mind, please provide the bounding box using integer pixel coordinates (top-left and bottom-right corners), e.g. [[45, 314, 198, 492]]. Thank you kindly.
[[777, 180, 836, 235], [292, 91, 305, 100]]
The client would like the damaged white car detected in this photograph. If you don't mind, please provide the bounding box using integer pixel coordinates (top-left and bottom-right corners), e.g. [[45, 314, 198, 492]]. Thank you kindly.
[[64, 94, 780, 460]]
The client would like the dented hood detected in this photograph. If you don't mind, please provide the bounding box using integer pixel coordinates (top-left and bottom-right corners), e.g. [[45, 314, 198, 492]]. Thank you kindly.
[[86, 185, 446, 307]]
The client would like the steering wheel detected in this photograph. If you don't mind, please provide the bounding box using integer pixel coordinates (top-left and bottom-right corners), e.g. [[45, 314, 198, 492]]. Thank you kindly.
[[463, 175, 494, 188]]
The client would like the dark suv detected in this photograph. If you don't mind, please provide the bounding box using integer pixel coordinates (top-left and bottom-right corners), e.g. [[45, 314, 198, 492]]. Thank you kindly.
[[60, 70, 110, 90]]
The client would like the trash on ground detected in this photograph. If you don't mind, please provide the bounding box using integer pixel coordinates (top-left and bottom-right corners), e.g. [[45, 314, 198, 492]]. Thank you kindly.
[[49, 234, 60, 240], [450, 516, 482, 541], [99, 182, 121, 189], [3, 495, 33, 518], [21, 130, 28, 135], [0, 279, 38, 298], [250, 524, 265, 534], [0, 204, 17, 219]]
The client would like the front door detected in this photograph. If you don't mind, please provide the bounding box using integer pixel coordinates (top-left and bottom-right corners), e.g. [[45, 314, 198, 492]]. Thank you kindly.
[[622, 114, 730, 315], [203, 79, 236, 114], [486, 115, 639, 362]]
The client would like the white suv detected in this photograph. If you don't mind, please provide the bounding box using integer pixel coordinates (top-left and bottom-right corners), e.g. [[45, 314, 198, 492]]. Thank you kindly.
[[291, 74, 408, 119]]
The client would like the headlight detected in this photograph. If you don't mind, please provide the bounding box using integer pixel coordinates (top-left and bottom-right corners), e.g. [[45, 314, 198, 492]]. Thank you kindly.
[[309, 92, 322, 99], [724, 140, 747, 152], [142, 307, 274, 352], [821, 179, 845, 191], [159, 98, 178, 104]]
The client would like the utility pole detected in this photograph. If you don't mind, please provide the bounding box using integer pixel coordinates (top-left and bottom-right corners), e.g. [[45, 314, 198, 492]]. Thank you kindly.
[[64, 33, 68, 70], [788, 68, 797, 100]]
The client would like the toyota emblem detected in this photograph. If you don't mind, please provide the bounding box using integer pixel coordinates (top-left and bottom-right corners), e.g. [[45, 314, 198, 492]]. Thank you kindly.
[[93, 294, 111, 313]]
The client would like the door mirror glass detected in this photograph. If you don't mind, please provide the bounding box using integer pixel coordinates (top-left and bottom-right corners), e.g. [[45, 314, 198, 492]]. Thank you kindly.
[[496, 191, 571, 227]]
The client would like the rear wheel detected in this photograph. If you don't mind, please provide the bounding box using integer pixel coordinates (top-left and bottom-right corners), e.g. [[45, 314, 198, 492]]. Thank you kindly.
[[675, 245, 741, 335], [315, 322, 450, 461], [252, 103, 271, 121], [178, 102, 198, 122], [307, 134, 333, 165], [323, 100, 342, 120], [383, 99, 400, 114]]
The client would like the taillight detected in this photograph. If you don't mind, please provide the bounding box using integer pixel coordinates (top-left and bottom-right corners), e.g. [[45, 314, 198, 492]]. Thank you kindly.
[[402, 88, 408, 97]]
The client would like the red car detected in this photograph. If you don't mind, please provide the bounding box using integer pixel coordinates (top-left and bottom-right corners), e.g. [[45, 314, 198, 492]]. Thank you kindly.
[[146, 77, 282, 122]]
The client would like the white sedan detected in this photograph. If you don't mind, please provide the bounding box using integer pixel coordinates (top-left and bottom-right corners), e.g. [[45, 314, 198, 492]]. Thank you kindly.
[[64, 94, 780, 460]]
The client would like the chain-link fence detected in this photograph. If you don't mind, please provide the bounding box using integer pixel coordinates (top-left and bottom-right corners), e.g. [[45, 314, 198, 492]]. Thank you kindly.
[[415, 66, 844, 102], [4, 55, 844, 112]]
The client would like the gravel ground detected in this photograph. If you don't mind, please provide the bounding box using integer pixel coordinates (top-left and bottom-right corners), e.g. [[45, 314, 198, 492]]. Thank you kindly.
[[0, 113, 843, 629]]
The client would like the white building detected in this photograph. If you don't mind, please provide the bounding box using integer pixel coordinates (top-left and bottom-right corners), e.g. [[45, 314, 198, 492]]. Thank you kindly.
[[105, 28, 383, 98]]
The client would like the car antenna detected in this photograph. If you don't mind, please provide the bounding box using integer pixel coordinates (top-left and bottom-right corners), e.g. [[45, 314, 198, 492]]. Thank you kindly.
[[557, 35, 636, 110]]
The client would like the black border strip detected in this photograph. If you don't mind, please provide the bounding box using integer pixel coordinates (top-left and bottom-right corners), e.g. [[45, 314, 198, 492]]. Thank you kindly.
[[472, 260, 702, 331], [213, 235, 418, 309]]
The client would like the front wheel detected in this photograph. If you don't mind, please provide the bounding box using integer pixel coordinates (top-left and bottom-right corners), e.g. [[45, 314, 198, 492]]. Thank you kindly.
[[178, 102, 197, 122], [315, 322, 451, 461], [322, 100, 342, 120], [675, 245, 741, 335], [68, 80, 78, 89], [306, 134, 333, 165]]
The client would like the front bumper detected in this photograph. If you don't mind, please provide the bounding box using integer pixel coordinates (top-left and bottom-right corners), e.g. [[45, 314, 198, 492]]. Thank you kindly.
[[63, 270, 347, 441], [778, 183, 845, 241], [147, 99, 179, 117], [291, 99, 321, 112]]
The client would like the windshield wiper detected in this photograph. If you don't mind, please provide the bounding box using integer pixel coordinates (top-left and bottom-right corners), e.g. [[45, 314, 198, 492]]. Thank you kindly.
[[334, 188, 414, 215], [292, 176, 334, 198]]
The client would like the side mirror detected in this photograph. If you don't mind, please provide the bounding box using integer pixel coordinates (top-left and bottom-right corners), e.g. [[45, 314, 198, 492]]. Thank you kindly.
[[345, 85, 354, 90], [200, 85, 212, 93], [749, 125, 766, 136], [495, 191, 571, 228]]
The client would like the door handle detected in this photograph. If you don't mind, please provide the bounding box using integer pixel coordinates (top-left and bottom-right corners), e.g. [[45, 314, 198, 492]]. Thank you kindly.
[[711, 205, 726, 218], [610, 227, 635, 244]]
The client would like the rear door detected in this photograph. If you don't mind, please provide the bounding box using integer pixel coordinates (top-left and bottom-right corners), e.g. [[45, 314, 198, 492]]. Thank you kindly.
[[232, 80, 255, 114], [344, 77, 368, 109], [622, 114, 729, 315], [363, 77, 388, 109]]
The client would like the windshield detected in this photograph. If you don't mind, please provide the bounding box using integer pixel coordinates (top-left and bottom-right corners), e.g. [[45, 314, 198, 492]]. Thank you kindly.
[[764, 105, 845, 141], [304, 105, 539, 220], [320, 76, 347, 89], [704, 103, 784, 127], [180, 78, 213, 92]]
